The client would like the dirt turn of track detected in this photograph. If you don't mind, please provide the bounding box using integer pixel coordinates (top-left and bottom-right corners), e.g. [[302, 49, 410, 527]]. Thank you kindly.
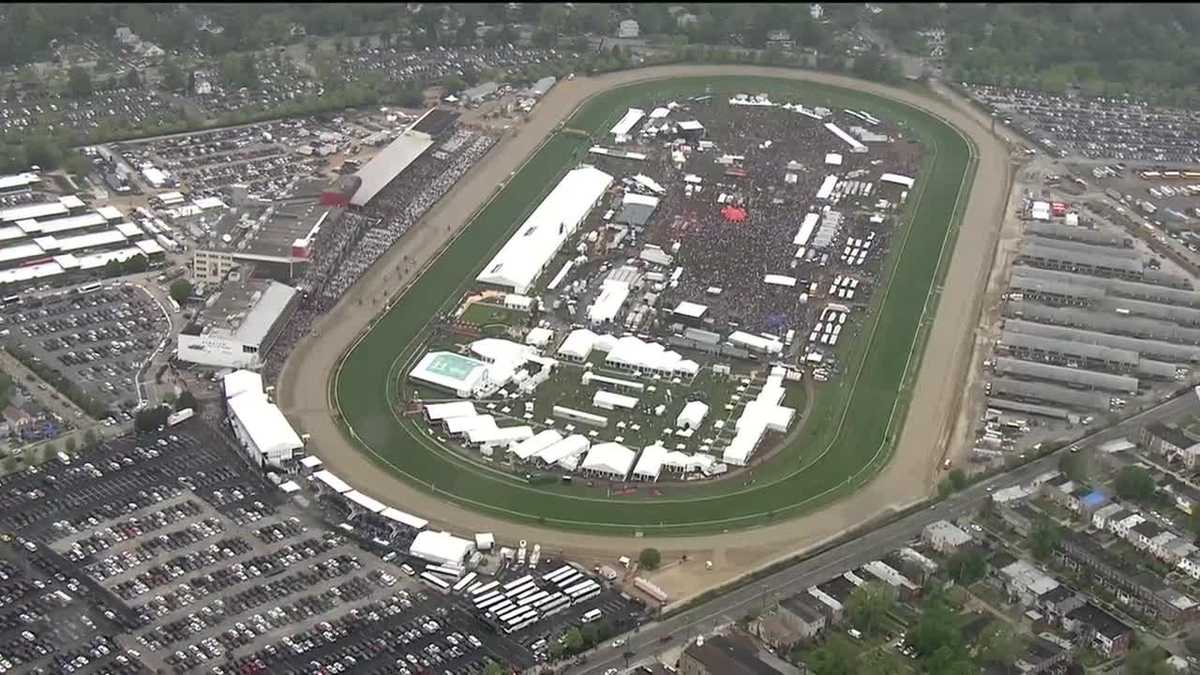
[[277, 65, 1010, 604]]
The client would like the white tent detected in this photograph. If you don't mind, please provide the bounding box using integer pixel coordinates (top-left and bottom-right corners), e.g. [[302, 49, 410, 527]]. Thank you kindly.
[[381, 507, 428, 530], [425, 401, 477, 421], [227, 391, 303, 466], [409, 531, 476, 570], [313, 470, 352, 494], [605, 335, 699, 376], [510, 429, 564, 462], [446, 414, 496, 436], [476, 166, 614, 293], [580, 442, 636, 480], [558, 329, 598, 361], [631, 443, 668, 481], [223, 369, 263, 400], [593, 390, 639, 410], [676, 401, 709, 430], [536, 434, 591, 468]]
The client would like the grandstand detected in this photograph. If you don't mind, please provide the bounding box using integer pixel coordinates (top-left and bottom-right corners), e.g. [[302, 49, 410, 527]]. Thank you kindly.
[[349, 108, 459, 208]]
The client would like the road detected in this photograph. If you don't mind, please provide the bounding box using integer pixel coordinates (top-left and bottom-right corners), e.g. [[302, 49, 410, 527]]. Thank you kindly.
[[567, 389, 1200, 675], [277, 63, 1011, 603]]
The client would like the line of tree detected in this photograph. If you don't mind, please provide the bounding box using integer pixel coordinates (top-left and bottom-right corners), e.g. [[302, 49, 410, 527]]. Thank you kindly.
[[6, 345, 110, 419]]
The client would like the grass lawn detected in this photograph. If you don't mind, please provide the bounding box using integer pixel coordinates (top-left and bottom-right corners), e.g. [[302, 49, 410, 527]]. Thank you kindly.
[[333, 74, 976, 535], [458, 301, 529, 328]]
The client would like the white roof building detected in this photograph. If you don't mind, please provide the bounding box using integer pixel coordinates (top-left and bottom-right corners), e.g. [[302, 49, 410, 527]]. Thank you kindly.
[[632, 443, 668, 481], [593, 390, 639, 410], [476, 166, 613, 293], [313, 470, 352, 493], [588, 279, 630, 325], [535, 434, 591, 469], [466, 424, 534, 450], [676, 401, 709, 430], [558, 328, 599, 361], [446, 414, 496, 437], [605, 335, 699, 377], [824, 153, 843, 166], [510, 429, 564, 462], [408, 352, 491, 398], [580, 442, 636, 480], [227, 390, 304, 467], [610, 108, 646, 138], [879, 173, 915, 189], [525, 327, 554, 347], [351, 129, 435, 206], [723, 372, 794, 466], [222, 369, 264, 400], [409, 531, 476, 571], [424, 401, 477, 421], [728, 331, 783, 355]]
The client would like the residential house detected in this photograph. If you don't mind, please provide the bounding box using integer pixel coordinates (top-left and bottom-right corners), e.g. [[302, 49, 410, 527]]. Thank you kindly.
[[921, 520, 973, 554], [778, 594, 828, 641], [1110, 511, 1146, 539], [810, 4, 825, 21], [806, 584, 845, 625], [1179, 554, 1200, 581], [751, 612, 805, 651], [1063, 602, 1133, 657], [1091, 502, 1127, 531], [887, 548, 937, 585], [994, 636, 1070, 675], [859, 560, 920, 601], [678, 633, 800, 675], [114, 26, 140, 46], [999, 502, 1038, 536], [1056, 532, 1198, 623], [675, 12, 700, 29], [618, 19, 640, 39], [1127, 519, 1165, 552], [998, 558, 1061, 608], [1163, 477, 1200, 515], [1142, 422, 1200, 469]]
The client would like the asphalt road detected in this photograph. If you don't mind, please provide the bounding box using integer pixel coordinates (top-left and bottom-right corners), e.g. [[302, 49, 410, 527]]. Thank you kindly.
[[566, 389, 1200, 675]]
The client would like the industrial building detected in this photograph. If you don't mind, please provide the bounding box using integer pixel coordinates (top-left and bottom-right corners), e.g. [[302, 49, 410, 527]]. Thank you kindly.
[[1018, 240, 1147, 281], [990, 377, 1113, 411], [175, 280, 300, 370], [1007, 301, 1200, 346], [1004, 318, 1200, 363]]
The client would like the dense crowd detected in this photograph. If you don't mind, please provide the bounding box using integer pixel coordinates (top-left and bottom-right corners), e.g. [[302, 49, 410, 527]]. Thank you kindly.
[[261, 127, 497, 381]]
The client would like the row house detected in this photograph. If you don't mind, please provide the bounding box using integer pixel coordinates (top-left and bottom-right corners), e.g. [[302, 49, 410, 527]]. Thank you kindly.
[[1141, 423, 1200, 469], [1056, 532, 1198, 623], [1063, 602, 1134, 658]]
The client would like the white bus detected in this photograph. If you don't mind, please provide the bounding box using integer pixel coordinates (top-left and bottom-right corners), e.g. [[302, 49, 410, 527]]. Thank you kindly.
[[502, 574, 534, 591], [453, 572, 479, 593], [519, 590, 549, 607], [563, 579, 597, 597], [580, 609, 603, 624], [535, 592, 564, 609], [77, 282, 102, 295], [489, 601, 515, 617], [496, 606, 528, 623], [554, 570, 583, 589], [505, 607, 538, 626], [541, 596, 571, 617], [571, 587, 601, 605], [474, 592, 503, 608], [504, 579, 536, 599], [421, 572, 451, 593], [471, 580, 501, 597], [425, 564, 461, 579], [506, 615, 539, 634], [543, 565, 574, 584], [514, 585, 541, 601]]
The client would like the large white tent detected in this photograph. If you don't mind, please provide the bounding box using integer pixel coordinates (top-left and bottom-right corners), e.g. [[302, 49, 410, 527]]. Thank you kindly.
[[605, 335, 699, 377], [723, 372, 795, 466], [580, 442, 636, 480], [510, 429, 564, 461], [227, 390, 303, 467], [476, 166, 613, 293], [631, 443, 668, 481], [536, 434, 591, 469], [676, 401, 709, 430], [408, 351, 491, 398], [409, 531, 476, 571]]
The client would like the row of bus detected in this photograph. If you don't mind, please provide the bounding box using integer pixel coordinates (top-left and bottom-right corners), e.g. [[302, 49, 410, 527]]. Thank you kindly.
[[465, 564, 603, 635]]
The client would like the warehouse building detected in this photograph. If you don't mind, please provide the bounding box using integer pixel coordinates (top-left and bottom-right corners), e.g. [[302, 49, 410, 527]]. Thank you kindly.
[[1018, 240, 1145, 281], [1009, 274, 1105, 306], [993, 357, 1138, 393], [1012, 266, 1200, 307], [1007, 301, 1200, 346], [1026, 222, 1130, 248], [176, 280, 300, 370], [998, 331, 1140, 370]]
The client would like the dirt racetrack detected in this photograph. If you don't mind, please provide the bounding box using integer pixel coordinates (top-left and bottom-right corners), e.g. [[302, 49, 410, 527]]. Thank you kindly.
[[277, 64, 1011, 604]]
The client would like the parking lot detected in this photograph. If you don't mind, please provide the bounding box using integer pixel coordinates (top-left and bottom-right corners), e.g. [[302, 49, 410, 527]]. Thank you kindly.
[[0, 284, 169, 415], [968, 85, 1200, 162], [331, 43, 570, 90], [0, 415, 653, 673]]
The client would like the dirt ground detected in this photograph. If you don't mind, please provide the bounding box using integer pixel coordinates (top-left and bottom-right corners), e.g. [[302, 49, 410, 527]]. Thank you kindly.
[[276, 65, 1012, 607]]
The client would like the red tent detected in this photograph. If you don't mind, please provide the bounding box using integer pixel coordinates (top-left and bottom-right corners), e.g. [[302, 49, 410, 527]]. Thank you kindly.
[[721, 206, 747, 223]]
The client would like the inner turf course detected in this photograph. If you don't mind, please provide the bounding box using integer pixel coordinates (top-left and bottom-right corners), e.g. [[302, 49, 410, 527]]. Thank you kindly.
[[331, 75, 975, 536]]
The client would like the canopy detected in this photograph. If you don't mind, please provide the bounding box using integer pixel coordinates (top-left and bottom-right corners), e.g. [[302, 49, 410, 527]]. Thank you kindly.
[[721, 206, 747, 223]]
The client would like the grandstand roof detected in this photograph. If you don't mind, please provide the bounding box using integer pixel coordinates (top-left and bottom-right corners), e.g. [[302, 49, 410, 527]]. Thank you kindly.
[[233, 281, 296, 345], [476, 166, 613, 294], [344, 490, 386, 513], [380, 507, 429, 530], [313, 470, 352, 493], [350, 129, 435, 207]]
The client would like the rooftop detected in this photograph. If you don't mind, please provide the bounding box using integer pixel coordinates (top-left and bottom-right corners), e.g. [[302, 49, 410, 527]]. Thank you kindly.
[[683, 634, 792, 675], [203, 201, 330, 260]]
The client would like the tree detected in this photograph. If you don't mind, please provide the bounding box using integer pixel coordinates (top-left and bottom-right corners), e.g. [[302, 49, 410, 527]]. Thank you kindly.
[[1125, 645, 1174, 675], [945, 548, 988, 584], [442, 75, 467, 93], [914, 592, 962, 658], [847, 581, 897, 637], [162, 58, 186, 91], [808, 633, 858, 675], [1116, 465, 1157, 501], [67, 65, 92, 98], [63, 435, 77, 454], [169, 279, 193, 304], [638, 548, 662, 570], [83, 428, 98, 449], [134, 405, 170, 432], [123, 68, 143, 89], [1030, 516, 1062, 561], [562, 627, 583, 652], [1058, 450, 1089, 482], [176, 390, 198, 412], [975, 621, 1019, 666], [482, 660, 506, 675]]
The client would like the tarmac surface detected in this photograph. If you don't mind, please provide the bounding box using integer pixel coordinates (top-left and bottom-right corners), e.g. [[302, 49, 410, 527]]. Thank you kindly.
[[277, 65, 1012, 605]]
